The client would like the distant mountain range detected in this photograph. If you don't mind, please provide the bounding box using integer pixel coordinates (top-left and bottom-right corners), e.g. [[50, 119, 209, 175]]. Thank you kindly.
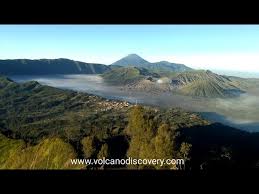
[[0, 58, 110, 75], [111, 54, 192, 72], [102, 67, 252, 98], [0, 54, 193, 75], [2, 55, 258, 98]]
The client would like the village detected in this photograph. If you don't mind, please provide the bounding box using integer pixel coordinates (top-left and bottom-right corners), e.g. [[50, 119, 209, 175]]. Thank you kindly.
[[97, 99, 131, 111]]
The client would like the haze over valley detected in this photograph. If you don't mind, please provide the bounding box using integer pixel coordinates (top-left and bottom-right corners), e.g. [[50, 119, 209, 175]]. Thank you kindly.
[[8, 54, 259, 132]]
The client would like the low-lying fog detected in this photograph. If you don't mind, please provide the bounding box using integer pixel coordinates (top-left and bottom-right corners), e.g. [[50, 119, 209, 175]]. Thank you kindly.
[[11, 74, 259, 132]]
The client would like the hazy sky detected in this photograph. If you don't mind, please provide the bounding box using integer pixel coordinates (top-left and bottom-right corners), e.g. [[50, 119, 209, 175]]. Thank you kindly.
[[1, 25, 259, 72]]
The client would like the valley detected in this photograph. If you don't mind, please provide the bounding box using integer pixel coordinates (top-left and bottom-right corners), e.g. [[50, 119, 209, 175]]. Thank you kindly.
[[10, 74, 259, 132], [2, 75, 259, 170]]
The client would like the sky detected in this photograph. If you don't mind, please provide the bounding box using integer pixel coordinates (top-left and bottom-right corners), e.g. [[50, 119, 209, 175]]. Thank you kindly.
[[0, 25, 259, 73]]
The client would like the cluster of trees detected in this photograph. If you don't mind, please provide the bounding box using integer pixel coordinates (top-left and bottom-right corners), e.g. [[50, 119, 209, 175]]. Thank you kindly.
[[72, 106, 193, 170], [126, 105, 192, 169], [0, 133, 83, 169]]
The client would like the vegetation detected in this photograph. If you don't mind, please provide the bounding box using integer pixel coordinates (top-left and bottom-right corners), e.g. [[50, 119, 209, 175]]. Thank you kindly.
[[126, 106, 191, 169], [0, 76, 130, 144], [97, 143, 109, 159], [81, 136, 97, 158], [1, 76, 259, 170], [102, 67, 143, 85], [154, 124, 175, 161], [0, 134, 83, 169], [0, 133, 26, 167]]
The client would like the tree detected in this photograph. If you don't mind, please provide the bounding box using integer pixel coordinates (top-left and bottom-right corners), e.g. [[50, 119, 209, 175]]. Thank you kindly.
[[126, 105, 146, 138], [154, 124, 174, 157], [127, 106, 178, 169], [63, 114, 81, 143], [97, 143, 109, 159], [179, 142, 192, 160], [126, 106, 155, 164], [153, 124, 176, 169], [126, 105, 146, 160], [64, 127, 80, 142], [178, 142, 192, 169], [81, 136, 97, 158], [95, 143, 110, 169]]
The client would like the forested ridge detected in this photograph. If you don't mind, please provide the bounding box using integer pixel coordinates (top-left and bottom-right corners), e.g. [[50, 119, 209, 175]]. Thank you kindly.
[[1, 76, 259, 170]]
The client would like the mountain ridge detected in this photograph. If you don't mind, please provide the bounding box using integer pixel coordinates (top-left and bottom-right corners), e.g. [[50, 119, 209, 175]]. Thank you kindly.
[[111, 54, 192, 72], [103, 67, 248, 98], [0, 58, 110, 75], [166, 70, 246, 97]]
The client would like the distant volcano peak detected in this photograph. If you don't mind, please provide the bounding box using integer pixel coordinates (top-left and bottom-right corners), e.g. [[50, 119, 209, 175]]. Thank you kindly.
[[127, 53, 142, 57], [111, 54, 192, 72], [111, 54, 149, 66], [125, 54, 148, 61]]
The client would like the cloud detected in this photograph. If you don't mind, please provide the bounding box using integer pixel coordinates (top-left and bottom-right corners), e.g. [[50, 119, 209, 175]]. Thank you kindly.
[[147, 53, 259, 73], [214, 94, 259, 123]]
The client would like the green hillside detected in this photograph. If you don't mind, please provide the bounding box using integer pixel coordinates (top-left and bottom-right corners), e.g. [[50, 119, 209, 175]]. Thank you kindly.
[[0, 134, 82, 169], [0, 133, 26, 167], [102, 66, 159, 85], [0, 76, 131, 142]]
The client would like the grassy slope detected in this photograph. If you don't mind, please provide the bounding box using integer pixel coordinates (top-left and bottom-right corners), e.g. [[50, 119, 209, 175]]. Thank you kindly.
[[102, 67, 143, 85], [0, 133, 26, 167], [180, 80, 226, 97], [174, 70, 245, 98], [0, 76, 130, 142], [0, 133, 83, 169]]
